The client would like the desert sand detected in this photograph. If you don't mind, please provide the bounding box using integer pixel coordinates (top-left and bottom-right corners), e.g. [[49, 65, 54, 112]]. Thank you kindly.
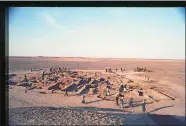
[[8, 56, 185, 125]]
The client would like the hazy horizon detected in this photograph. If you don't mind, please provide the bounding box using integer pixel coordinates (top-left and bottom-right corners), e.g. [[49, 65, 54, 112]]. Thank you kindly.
[[9, 7, 185, 60], [9, 56, 185, 61]]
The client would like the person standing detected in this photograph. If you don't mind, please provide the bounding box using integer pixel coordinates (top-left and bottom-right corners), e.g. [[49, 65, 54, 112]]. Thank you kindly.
[[115, 93, 119, 106], [82, 95, 85, 104], [42, 71, 45, 82], [106, 87, 110, 96], [119, 84, 124, 93], [52, 89, 54, 94], [24, 74, 28, 82], [141, 100, 146, 114], [119, 97, 124, 108], [124, 84, 127, 92], [129, 97, 133, 108], [25, 87, 28, 93], [64, 89, 68, 96], [102, 87, 107, 100]]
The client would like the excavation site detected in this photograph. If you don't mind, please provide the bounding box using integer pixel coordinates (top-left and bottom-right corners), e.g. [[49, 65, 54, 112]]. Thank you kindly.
[[8, 57, 185, 125]]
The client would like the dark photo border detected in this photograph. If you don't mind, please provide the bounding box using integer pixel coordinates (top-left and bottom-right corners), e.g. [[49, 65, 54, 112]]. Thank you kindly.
[[0, 1, 185, 126]]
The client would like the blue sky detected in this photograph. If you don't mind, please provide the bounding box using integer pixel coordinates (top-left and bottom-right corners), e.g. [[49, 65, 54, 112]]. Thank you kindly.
[[9, 7, 185, 59]]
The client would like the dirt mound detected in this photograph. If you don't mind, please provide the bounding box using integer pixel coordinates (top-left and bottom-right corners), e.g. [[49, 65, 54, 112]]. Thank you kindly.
[[60, 83, 77, 92], [61, 77, 73, 84], [77, 84, 90, 95], [91, 79, 99, 84], [66, 83, 77, 92], [77, 79, 87, 86], [48, 82, 62, 90]]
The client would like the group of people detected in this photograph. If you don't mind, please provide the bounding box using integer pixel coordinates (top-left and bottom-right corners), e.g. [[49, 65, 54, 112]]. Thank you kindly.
[[116, 83, 129, 108], [106, 68, 125, 73], [115, 93, 134, 109], [49, 67, 68, 74], [115, 82, 147, 113], [135, 67, 147, 72], [106, 68, 113, 73], [120, 68, 125, 72], [115, 93, 147, 113], [144, 76, 150, 81]]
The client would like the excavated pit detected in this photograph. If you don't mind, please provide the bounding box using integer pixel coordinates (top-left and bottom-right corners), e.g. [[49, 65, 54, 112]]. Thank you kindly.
[[9, 68, 175, 104]]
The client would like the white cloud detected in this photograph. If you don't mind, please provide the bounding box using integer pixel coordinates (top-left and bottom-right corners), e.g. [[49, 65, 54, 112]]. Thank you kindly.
[[38, 12, 60, 28]]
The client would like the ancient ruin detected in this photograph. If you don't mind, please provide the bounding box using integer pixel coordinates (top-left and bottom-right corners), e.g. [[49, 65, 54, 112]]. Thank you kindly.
[[8, 66, 175, 108]]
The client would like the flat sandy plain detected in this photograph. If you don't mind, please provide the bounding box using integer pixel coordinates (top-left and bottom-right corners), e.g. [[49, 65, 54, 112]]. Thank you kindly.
[[8, 56, 185, 125]]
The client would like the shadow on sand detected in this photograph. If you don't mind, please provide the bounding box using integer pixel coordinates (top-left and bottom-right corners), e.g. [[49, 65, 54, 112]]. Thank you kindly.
[[9, 106, 185, 125], [147, 105, 174, 114], [85, 99, 103, 104]]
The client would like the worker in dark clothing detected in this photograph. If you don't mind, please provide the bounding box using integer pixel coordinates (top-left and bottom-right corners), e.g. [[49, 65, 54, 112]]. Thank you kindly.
[[82, 95, 85, 104], [87, 77, 91, 83], [24, 75, 27, 81], [142, 100, 146, 114], [42, 72, 45, 83], [129, 98, 134, 108], [119, 84, 124, 93], [24, 74, 28, 82], [115, 93, 119, 106], [64, 89, 68, 96]]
